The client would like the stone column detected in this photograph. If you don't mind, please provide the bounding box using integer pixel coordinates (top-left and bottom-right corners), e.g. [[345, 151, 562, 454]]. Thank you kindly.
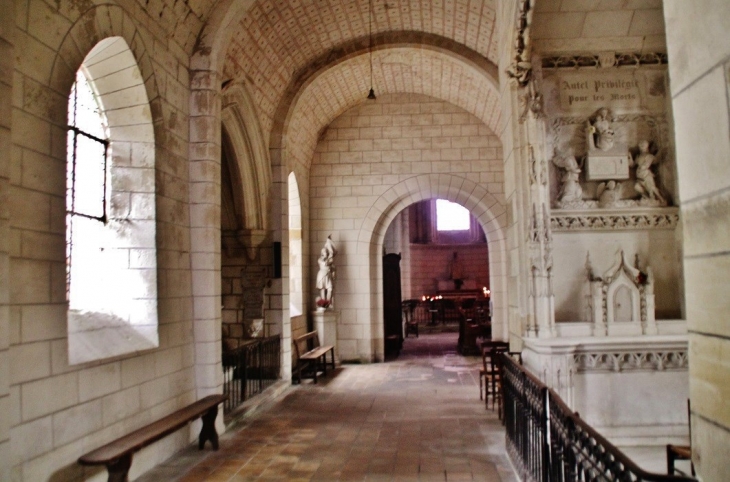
[[189, 68, 224, 397], [0, 0, 13, 472], [520, 79, 556, 340]]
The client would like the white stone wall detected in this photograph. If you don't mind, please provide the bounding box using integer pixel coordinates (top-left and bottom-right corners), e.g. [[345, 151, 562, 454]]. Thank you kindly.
[[309, 93, 507, 361], [532, 1, 667, 54], [7, 5, 201, 480], [0, 0, 13, 476], [552, 230, 682, 322], [664, 1, 730, 480]]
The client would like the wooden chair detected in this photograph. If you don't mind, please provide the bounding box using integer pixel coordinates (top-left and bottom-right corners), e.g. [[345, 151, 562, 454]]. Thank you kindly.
[[667, 399, 695, 476], [479, 341, 509, 410]]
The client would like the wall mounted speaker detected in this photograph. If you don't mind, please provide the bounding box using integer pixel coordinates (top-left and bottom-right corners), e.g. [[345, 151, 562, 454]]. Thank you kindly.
[[273, 242, 282, 278]]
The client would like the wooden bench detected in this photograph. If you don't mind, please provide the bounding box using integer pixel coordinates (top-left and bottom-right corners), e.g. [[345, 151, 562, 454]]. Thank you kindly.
[[292, 331, 335, 384], [78, 394, 227, 482]]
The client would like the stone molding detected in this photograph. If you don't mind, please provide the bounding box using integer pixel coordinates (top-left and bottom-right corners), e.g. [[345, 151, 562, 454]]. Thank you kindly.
[[574, 350, 687, 372], [541, 52, 668, 70], [551, 208, 679, 231]]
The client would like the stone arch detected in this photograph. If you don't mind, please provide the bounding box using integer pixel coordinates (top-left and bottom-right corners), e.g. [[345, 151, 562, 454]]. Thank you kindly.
[[221, 82, 271, 236], [269, 43, 499, 359], [270, 33, 500, 157], [50, 5, 160, 119], [357, 174, 508, 361], [190, 0, 252, 73]]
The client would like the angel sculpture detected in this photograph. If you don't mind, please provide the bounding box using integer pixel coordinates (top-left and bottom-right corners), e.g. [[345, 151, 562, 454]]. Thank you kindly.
[[552, 150, 583, 205], [597, 180, 623, 208], [632, 140, 666, 204]]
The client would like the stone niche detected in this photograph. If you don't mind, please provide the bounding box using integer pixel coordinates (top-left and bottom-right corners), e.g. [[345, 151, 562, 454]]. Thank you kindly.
[[585, 250, 656, 336]]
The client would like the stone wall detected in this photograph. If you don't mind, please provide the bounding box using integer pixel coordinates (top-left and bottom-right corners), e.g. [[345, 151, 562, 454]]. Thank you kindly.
[[532, 1, 667, 54], [408, 244, 490, 300], [0, 0, 13, 476], [664, 1, 730, 480], [310, 93, 506, 361], [7, 4, 200, 479], [552, 229, 682, 322], [221, 245, 272, 350]]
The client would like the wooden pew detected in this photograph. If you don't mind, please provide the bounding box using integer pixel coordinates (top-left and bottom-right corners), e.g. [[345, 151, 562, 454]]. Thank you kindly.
[[78, 394, 227, 482], [292, 331, 335, 384]]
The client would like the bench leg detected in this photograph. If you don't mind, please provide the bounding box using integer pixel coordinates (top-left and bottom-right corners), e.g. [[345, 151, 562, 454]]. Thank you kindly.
[[106, 453, 132, 482], [199, 405, 220, 450], [330, 349, 335, 370]]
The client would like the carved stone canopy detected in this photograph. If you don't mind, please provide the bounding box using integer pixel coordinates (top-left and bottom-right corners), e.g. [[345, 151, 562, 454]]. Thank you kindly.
[[586, 250, 657, 336]]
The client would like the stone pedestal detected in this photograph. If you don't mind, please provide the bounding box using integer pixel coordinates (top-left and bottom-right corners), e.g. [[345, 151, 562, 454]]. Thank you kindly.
[[313, 309, 339, 364]]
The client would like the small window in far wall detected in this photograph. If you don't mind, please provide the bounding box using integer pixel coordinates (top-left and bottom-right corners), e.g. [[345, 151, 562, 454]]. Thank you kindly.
[[436, 199, 470, 231]]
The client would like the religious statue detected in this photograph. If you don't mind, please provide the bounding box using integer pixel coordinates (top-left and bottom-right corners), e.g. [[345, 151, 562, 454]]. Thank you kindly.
[[552, 149, 583, 206], [587, 107, 615, 152], [316, 235, 337, 308], [632, 140, 666, 204], [449, 252, 465, 290]]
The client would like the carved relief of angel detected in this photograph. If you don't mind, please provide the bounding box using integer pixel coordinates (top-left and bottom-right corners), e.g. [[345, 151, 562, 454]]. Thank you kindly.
[[552, 149, 583, 204], [632, 140, 666, 204]]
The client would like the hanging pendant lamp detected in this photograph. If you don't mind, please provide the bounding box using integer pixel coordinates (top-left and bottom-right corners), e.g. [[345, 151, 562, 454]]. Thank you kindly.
[[367, 0, 376, 100]]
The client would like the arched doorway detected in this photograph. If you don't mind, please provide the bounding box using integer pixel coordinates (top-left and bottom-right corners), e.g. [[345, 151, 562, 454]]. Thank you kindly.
[[382, 199, 493, 359]]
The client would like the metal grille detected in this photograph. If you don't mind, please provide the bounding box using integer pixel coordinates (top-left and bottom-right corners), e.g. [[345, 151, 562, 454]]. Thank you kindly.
[[66, 70, 109, 298], [501, 355, 695, 482], [222, 335, 281, 416]]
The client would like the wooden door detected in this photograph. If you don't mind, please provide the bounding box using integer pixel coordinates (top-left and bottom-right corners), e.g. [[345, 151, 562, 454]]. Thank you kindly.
[[382, 253, 402, 357]]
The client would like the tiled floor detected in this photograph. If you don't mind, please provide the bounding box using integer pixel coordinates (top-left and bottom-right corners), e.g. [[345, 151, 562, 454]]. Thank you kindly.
[[138, 332, 517, 481]]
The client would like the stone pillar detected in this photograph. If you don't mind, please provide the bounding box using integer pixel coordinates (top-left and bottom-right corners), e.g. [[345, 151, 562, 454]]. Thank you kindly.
[[664, 4, 730, 478], [313, 309, 340, 364], [0, 0, 13, 473], [189, 68, 224, 398], [521, 81, 556, 340]]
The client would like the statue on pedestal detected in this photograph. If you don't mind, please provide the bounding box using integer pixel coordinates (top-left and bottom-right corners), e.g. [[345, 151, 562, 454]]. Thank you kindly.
[[316, 235, 337, 309]]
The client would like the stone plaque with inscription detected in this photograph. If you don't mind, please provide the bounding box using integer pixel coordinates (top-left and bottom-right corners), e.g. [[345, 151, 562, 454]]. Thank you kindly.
[[543, 69, 667, 115], [585, 154, 631, 181]]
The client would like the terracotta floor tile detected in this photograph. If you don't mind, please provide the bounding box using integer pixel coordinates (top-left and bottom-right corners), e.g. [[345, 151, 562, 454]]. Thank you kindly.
[[137, 333, 517, 482]]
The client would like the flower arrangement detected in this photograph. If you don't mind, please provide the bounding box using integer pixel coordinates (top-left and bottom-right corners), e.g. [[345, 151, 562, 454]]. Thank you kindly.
[[316, 298, 331, 309]]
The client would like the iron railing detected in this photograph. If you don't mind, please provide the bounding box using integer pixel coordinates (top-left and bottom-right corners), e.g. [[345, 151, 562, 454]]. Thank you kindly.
[[222, 335, 281, 415], [501, 354, 695, 482]]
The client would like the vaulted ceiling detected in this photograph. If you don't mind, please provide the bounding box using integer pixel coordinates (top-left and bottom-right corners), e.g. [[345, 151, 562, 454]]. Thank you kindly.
[[284, 47, 502, 169], [140, 0, 667, 169], [216, 0, 501, 166]]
